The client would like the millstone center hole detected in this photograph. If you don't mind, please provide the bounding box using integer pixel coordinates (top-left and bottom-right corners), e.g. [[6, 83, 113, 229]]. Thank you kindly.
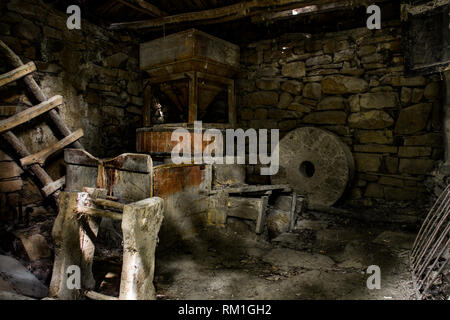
[[299, 161, 315, 178]]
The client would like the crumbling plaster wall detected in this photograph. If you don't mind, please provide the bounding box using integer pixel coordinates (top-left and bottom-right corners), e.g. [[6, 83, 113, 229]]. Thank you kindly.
[[237, 21, 444, 210], [0, 0, 143, 211]]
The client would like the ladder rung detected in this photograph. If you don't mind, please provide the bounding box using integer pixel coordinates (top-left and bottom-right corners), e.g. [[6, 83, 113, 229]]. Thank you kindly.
[[0, 95, 63, 133], [42, 176, 66, 197], [0, 61, 36, 87], [20, 128, 83, 167]]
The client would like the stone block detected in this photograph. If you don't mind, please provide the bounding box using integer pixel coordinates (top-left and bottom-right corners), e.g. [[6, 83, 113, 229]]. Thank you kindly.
[[395, 103, 432, 135], [398, 159, 434, 174], [322, 75, 369, 94], [303, 111, 347, 125], [317, 96, 346, 110], [281, 61, 306, 78], [356, 130, 394, 144], [348, 110, 394, 129], [398, 146, 432, 158], [354, 153, 382, 172]]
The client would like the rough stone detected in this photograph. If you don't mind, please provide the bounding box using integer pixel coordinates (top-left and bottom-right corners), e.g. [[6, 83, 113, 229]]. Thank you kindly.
[[303, 111, 347, 125], [379, 176, 404, 188], [359, 92, 399, 110], [278, 92, 293, 109], [403, 133, 442, 146], [401, 87, 412, 106], [322, 76, 369, 94], [281, 81, 303, 95], [281, 61, 306, 78], [244, 91, 279, 107], [303, 82, 322, 100], [356, 130, 394, 144], [105, 52, 129, 68], [398, 146, 432, 158], [353, 145, 397, 154], [398, 159, 434, 174], [256, 79, 280, 91], [364, 183, 384, 198], [262, 248, 335, 270], [385, 157, 399, 174], [305, 54, 332, 66], [317, 96, 346, 110], [424, 82, 440, 101], [0, 255, 48, 299], [395, 103, 432, 134], [392, 76, 427, 87], [411, 88, 424, 103], [354, 153, 382, 172], [348, 110, 394, 129]]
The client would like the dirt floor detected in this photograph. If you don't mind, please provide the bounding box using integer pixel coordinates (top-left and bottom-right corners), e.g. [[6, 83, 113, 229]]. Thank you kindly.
[[152, 211, 418, 300]]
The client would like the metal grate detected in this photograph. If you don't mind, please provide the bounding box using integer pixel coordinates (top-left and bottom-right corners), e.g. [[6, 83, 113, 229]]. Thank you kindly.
[[411, 184, 450, 299]]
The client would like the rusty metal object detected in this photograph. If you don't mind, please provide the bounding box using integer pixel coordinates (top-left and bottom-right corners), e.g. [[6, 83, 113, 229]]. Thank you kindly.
[[411, 185, 450, 299]]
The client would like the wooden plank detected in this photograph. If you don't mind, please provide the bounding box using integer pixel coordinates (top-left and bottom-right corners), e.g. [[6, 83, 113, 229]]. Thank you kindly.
[[228, 81, 236, 127], [188, 72, 198, 123], [117, 0, 167, 17], [289, 192, 297, 231], [0, 40, 83, 150], [42, 176, 65, 197], [20, 128, 83, 167], [143, 84, 152, 126], [0, 95, 63, 134], [226, 197, 263, 221], [0, 62, 36, 87], [92, 198, 125, 212], [209, 184, 291, 195], [0, 161, 23, 179], [256, 195, 269, 234], [109, 0, 343, 29], [75, 206, 123, 221], [0, 179, 23, 193]]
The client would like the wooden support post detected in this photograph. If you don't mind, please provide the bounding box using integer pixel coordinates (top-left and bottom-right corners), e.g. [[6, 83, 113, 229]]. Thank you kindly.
[[50, 192, 100, 299], [289, 192, 297, 232], [256, 195, 270, 234], [228, 81, 236, 127], [143, 83, 152, 127], [20, 128, 83, 166], [120, 197, 164, 300], [85, 290, 119, 301], [188, 72, 198, 123], [0, 95, 63, 134], [92, 198, 125, 211], [75, 206, 123, 221], [0, 61, 36, 87], [0, 40, 83, 150]]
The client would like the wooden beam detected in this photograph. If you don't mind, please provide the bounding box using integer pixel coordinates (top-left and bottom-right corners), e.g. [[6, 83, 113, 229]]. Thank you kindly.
[[20, 128, 83, 167], [109, 0, 342, 29], [0, 40, 83, 150], [0, 106, 26, 117], [42, 176, 66, 197], [76, 206, 123, 220], [85, 290, 119, 301], [0, 95, 63, 134], [92, 198, 125, 212], [117, 0, 167, 17], [0, 62, 36, 87]]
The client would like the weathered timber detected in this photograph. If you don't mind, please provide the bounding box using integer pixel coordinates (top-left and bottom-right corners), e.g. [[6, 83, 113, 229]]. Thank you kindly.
[[0, 40, 83, 149], [92, 198, 125, 212], [50, 192, 100, 299], [110, 0, 342, 29], [0, 106, 26, 116], [0, 62, 36, 87], [82, 187, 108, 199], [42, 176, 65, 197], [75, 206, 123, 221], [20, 128, 83, 166], [256, 195, 269, 234], [226, 197, 264, 221], [117, 0, 167, 17], [120, 197, 164, 300], [0, 95, 63, 134], [209, 184, 291, 195], [0, 161, 23, 179], [289, 192, 297, 231], [85, 290, 119, 301]]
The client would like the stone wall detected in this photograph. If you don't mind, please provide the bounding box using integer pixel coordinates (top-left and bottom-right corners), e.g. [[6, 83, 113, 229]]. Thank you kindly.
[[237, 21, 443, 209], [0, 0, 143, 212]]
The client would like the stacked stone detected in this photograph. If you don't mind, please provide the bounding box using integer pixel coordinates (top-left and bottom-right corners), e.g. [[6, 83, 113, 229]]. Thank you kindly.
[[0, 149, 23, 220], [0, 0, 143, 211], [237, 21, 442, 205]]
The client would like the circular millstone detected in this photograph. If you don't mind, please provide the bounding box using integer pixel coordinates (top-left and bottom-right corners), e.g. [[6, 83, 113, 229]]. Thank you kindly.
[[271, 127, 354, 206]]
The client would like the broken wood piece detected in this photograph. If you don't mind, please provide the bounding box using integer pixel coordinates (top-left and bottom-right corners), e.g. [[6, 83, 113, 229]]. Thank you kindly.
[[20, 128, 83, 166], [42, 176, 65, 197], [226, 197, 264, 221], [289, 192, 297, 232], [117, 0, 167, 17], [0, 61, 36, 87], [92, 198, 125, 212], [75, 206, 123, 221], [85, 290, 119, 301], [0, 95, 63, 134]]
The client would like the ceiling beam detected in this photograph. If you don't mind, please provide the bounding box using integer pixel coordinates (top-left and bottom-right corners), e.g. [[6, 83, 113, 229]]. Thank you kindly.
[[117, 0, 167, 17], [109, 0, 355, 30]]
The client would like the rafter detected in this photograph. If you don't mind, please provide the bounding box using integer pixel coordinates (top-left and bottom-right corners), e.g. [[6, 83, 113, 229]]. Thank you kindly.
[[110, 0, 348, 29], [117, 0, 167, 17]]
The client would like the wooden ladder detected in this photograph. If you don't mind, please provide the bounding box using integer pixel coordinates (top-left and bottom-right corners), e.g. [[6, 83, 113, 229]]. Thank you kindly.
[[0, 40, 84, 206]]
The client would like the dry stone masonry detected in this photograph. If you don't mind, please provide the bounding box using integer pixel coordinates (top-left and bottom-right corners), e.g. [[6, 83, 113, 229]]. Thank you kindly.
[[237, 21, 443, 208]]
